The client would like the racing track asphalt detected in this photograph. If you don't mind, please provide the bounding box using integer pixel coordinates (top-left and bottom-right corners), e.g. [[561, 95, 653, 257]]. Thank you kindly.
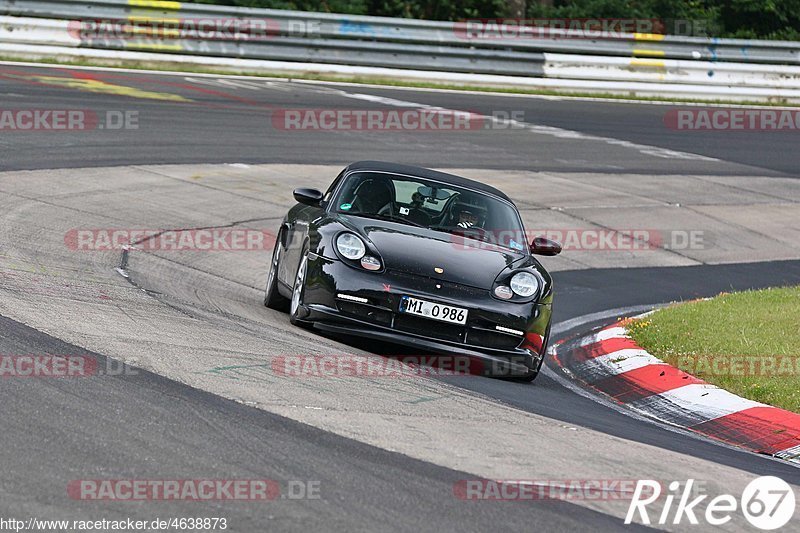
[[0, 62, 795, 176], [0, 314, 649, 532], [1, 63, 799, 531]]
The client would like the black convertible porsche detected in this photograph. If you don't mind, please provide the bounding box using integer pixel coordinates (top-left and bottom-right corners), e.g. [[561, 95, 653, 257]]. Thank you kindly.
[[264, 161, 561, 381]]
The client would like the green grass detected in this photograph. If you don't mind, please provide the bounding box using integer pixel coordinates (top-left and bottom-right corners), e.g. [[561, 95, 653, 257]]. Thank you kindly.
[[2, 55, 799, 107], [628, 286, 800, 413]]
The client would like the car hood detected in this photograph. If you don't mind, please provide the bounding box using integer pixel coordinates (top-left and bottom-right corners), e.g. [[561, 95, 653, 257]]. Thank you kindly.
[[341, 217, 526, 289]]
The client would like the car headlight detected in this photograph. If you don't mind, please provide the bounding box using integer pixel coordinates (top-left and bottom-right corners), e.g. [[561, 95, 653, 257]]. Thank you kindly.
[[360, 256, 381, 271], [336, 233, 366, 260], [510, 271, 539, 298], [494, 286, 513, 300]]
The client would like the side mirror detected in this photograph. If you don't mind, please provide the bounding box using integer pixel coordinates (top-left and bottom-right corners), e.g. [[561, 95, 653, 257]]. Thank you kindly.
[[530, 236, 562, 256], [293, 188, 324, 207]]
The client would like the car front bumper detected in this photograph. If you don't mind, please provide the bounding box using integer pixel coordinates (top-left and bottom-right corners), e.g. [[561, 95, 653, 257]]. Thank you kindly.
[[298, 254, 552, 376]]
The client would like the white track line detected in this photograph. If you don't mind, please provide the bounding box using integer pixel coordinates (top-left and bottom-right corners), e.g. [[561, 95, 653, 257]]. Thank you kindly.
[[319, 87, 719, 162]]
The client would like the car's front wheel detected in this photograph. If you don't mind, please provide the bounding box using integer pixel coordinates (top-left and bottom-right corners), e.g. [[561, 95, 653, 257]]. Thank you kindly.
[[515, 369, 539, 382], [514, 355, 544, 382], [289, 247, 311, 327], [264, 232, 289, 311]]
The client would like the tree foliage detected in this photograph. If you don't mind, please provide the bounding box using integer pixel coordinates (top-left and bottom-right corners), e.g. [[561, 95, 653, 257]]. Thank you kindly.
[[193, 0, 800, 39]]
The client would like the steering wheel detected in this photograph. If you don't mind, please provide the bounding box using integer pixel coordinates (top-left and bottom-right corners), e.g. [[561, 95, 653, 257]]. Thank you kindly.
[[449, 225, 491, 242]]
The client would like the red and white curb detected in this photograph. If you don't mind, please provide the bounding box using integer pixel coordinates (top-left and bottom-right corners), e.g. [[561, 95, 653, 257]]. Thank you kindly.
[[553, 321, 800, 464]]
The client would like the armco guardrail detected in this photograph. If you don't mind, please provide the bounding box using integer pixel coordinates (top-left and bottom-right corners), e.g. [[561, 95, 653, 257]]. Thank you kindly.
[[2, 0, 800, 66], [1, 0, 800, 102]]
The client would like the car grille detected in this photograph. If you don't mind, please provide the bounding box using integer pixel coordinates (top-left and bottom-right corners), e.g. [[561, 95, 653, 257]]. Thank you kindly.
[[335, 297, 522, 352], [393, 315, 466, 343], [336, 301, 393, 326]]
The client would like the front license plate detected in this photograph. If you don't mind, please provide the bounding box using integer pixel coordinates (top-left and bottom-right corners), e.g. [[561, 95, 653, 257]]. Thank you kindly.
[[399, 296, 468, 325]]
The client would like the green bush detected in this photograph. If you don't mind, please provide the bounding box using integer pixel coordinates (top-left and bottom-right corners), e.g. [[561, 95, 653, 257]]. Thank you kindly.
[[192, 0, 507, 20]]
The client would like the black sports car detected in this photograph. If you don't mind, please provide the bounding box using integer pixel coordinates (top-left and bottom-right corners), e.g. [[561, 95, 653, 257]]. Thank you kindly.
[[264, 161, 561, 381]]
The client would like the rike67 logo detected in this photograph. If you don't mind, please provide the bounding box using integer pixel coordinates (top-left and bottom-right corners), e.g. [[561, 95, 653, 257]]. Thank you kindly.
[[626, 476, 795, 530]]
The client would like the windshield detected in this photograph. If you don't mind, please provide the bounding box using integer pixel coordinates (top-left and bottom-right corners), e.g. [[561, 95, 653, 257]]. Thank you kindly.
[[333, 171, 527, 252]]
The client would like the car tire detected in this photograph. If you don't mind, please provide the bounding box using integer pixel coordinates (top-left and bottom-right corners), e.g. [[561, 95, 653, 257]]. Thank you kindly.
[[264, 231, 289, 311], [515, 369, 539, 382], [289, 246, 312, 328], [514, 354, 545, 382]]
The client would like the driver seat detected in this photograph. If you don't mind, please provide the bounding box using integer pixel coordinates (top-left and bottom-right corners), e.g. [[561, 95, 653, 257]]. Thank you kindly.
[[352, 177, 394, 214]]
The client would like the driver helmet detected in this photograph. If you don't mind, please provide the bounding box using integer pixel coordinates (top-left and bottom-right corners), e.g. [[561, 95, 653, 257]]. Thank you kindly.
[[452, 195, 487, 229]]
